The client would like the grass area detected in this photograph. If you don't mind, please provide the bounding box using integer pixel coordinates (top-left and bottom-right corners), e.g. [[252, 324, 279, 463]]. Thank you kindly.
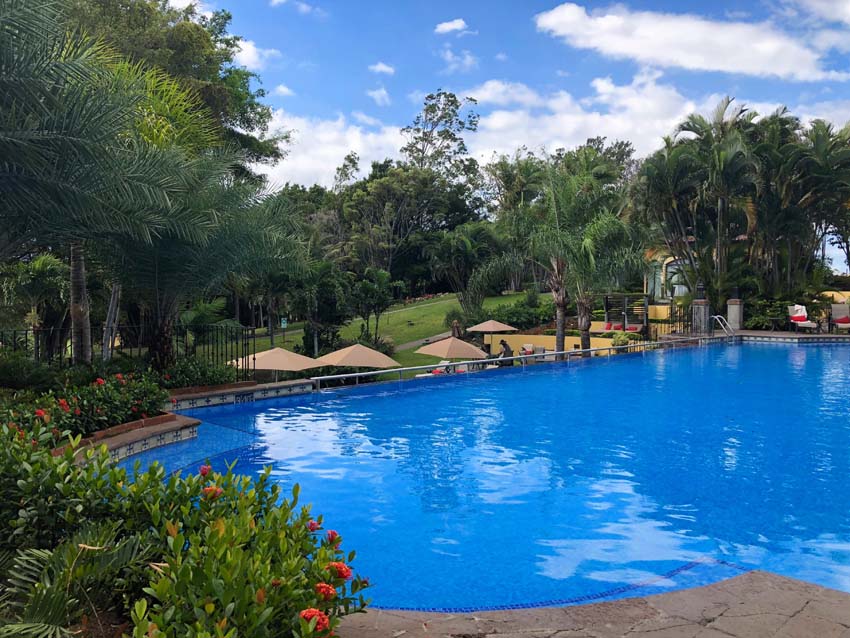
[[339, 292, 524, 349]]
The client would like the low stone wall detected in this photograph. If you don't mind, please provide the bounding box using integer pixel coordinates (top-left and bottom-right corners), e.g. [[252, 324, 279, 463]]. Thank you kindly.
[[169, 378, 314, 411], [54, 412, 200, 463]]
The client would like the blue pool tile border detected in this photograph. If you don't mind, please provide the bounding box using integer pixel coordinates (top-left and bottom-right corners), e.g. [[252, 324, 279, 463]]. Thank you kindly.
[[370, 558, 750, 613]]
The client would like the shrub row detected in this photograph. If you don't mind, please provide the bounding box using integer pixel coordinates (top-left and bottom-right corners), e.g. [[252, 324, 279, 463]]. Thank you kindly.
[[0, 422, 369, 636]]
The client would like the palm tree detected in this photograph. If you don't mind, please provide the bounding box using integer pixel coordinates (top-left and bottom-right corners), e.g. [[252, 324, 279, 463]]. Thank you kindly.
[[676, 98, 758, 289], [533, 147, 625, 353]]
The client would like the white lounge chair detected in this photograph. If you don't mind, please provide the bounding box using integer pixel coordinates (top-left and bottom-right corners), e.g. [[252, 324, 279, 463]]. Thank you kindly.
[[788, 305, 818, 332], [831, 304, 850, 333]]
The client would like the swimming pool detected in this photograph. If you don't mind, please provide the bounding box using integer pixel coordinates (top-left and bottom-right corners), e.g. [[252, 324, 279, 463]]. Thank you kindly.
[[124, 343, 850, 610]]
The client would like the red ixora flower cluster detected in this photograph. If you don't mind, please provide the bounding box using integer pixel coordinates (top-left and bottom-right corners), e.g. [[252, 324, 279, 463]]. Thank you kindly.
[[94, 377, 106, 386], [324, 562, 352, 580], [315, 582, 336, 601], [57, 398, 70, 413], [307, 520, 321, 532], [299, 608, 330, 633], [326, 530, 340, 544], [34, 408, 46, 418], [199, 464, 212, 477], [201, 486, 223, 500]]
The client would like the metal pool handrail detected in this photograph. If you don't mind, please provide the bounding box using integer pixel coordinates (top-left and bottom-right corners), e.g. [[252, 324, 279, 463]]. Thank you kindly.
[[310, 334, 722, 389]]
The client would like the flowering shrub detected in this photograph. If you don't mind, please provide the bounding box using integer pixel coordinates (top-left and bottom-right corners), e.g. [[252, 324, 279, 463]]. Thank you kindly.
[[154, 356, 237, 389], [2, 373, 167, 436], [1, 422, 370, 636]]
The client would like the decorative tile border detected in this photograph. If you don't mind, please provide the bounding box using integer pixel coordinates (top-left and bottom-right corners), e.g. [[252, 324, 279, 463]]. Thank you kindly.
[[108, 421, 199, 463], [740, 334, 850, 344], [168, 380, 314, 411], [372, 558, 750, 613]]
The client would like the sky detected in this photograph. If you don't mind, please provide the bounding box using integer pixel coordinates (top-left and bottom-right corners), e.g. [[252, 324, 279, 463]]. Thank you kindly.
[[180, 0, 850, 267]]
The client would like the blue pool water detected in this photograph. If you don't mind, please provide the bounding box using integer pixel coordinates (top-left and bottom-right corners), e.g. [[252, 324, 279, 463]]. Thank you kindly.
[[124, 344, 850, 610]]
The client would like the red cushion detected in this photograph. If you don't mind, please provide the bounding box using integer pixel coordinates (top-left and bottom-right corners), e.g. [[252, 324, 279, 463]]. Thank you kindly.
[[835, 316, 850, 324], [611, 323, 623, 330], [604, 322, 612, 330], [626, 326, 640, 332], [790, 315, 807, 322]]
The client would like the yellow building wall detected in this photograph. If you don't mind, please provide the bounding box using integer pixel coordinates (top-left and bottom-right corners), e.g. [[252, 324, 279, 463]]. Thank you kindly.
[[484, 333, 614, 356]]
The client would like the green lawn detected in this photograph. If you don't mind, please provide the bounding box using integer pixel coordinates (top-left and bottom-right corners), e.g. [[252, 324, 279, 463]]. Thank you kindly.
[[252, 292, 524, 377], [339, 292, 524, 349]]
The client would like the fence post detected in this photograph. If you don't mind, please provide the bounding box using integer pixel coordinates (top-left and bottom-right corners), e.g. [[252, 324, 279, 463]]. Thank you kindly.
[[727, 297, 743, 331]]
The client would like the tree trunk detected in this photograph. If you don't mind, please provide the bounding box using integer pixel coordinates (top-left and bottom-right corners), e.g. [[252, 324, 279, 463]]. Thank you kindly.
[[577, 299, 592, 353], [554, 300, 566, 356], [234, 291, 241, 325], [101, 283, 121, 362], [313, 325, 319, 358], [268, 299, 275, 347], [69, 241, 92, 365], [149, 316, 175, 371]]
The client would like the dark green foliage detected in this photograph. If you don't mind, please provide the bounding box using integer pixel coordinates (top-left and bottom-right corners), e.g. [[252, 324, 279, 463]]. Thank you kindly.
[[0, 352, 58, 393], [154, 356, 237, 389], [487, 298, 555, 330]]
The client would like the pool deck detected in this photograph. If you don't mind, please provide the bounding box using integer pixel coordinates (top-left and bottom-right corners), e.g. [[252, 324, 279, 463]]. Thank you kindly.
[[341, 571, 850, 637]]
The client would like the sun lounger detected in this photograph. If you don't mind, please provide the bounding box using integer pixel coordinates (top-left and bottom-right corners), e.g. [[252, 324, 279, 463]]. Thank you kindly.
[[788, 305, 818, 332], [831, 304, 850, 333]]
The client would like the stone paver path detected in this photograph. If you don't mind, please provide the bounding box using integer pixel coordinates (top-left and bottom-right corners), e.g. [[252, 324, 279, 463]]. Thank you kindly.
[[341, 571, 850, 638]]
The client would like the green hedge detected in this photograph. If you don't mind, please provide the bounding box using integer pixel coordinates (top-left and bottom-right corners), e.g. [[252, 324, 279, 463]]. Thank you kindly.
[[0, 421, 369, 637], [2, 373, 167, 437]]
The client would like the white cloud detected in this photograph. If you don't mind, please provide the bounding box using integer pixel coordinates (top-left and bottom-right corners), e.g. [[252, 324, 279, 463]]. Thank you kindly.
[[234, 40, 282, 71], [463, 80, 544, 107], [257, 110, 404, 187], [368, 61, 395, 75], [352, 111, 382, 126], [273, 84, 295, 97], [791, 0, 850, 24], [366, 87, 391, 106], [258, 70, 850, 188], [495, 52, 508, 62], [435, 18, 467, 34], [440, 45, 478, 74], [270, 0, 326, 16], [535, 3, 848, 81]]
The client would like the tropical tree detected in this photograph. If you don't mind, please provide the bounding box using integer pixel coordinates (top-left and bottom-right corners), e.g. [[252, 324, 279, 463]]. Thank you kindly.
[[533, 146, 630, 352], [350, 267, 403, 341]]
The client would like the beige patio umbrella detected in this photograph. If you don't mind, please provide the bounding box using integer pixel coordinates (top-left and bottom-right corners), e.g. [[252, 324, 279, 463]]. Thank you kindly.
[[230, 347, 321, 372], [314, 344, 399, 369], [415, 337, 488, 360], [466, 319, 518, 333]]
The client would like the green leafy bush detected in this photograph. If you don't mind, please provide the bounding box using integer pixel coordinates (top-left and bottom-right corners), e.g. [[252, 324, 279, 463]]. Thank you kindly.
[[2, 373, 167, 436], [0, 351, 58, 392], [488, 298, 554, 330], [155, 356, 237, 389], [611, 332, 630, 348], [0, 422, 369, 636]]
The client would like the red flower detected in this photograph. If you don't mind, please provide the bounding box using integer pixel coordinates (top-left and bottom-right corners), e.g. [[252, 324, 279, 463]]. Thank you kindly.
[[31, 439, 37, 448], [34, 409, 46, 418], [95, 378, 105, 386], [325, 562, 352, 580], [164, 373, 171, 380], [199, 464, 212, 477], [307, 520, 321, 532], [315, 583, 336, 601], [131, 406, 138, 413], [74, 407, 81, 416], [141, 413, 148, 419], [271, 578, 282, 588], [326, 530, 340, 544], [299, 608, 330, 633], [57, 398, 70, 412], [115, 373, 123, 380], [171, 398, 177, 405], [202, 486, 223, 500]]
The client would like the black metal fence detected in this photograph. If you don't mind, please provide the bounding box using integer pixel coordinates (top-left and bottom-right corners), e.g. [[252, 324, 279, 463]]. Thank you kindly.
[[0, 324, 256, 379]]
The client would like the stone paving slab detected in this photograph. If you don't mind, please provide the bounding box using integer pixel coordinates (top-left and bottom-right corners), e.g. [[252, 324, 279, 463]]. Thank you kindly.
[[340, 571, 850, 638]]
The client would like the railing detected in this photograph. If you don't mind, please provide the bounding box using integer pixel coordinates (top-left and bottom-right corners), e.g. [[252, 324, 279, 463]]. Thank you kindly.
[[311, 334, 726, 390], [0, 324, 257, 380], [711, 315, 735, 337]]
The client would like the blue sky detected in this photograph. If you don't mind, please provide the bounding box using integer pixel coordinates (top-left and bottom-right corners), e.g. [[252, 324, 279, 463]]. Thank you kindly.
[[180, 0, 850, 266]]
